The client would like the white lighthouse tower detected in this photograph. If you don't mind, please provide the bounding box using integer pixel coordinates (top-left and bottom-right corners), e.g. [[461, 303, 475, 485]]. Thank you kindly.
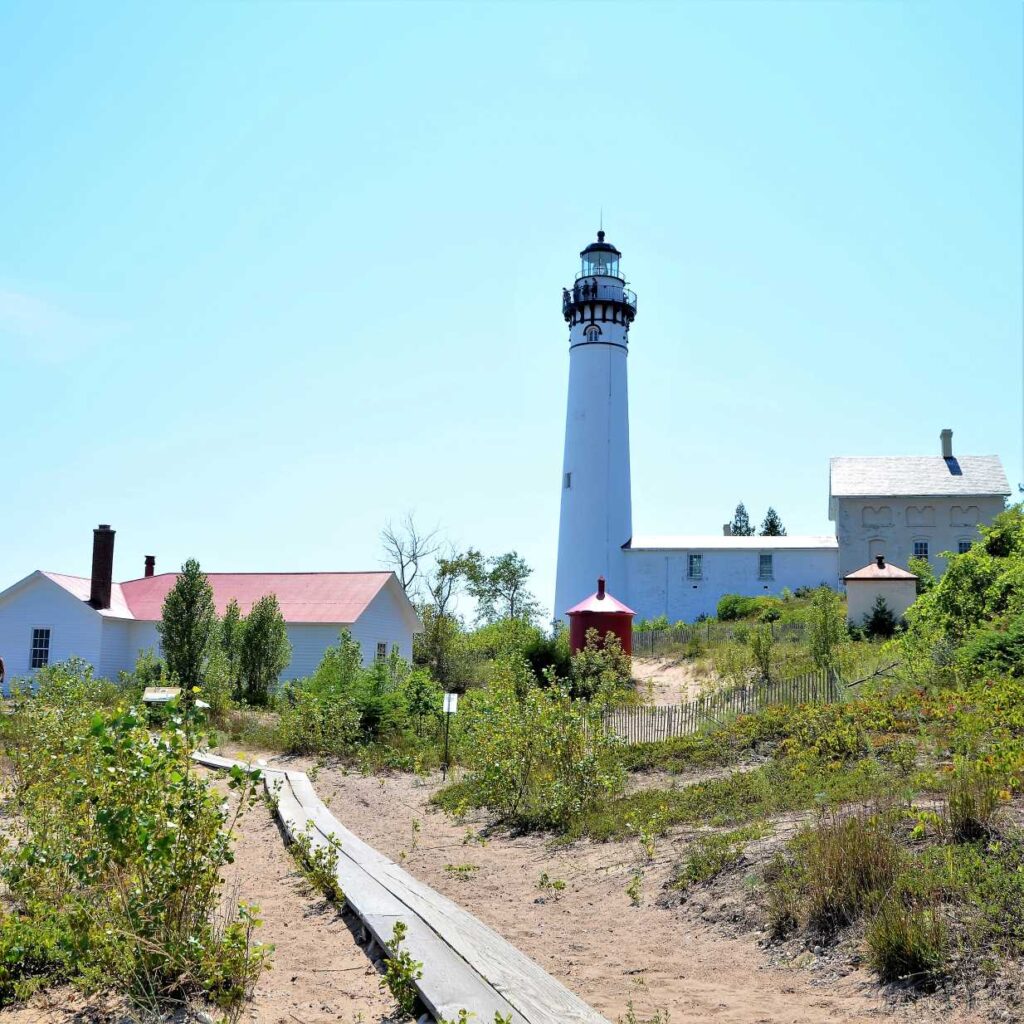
[[554, 231, 638, 620]]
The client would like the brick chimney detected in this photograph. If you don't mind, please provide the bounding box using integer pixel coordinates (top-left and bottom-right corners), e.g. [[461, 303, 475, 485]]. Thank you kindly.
[[89, 525, 115, 610], [597, 576, 606, 600], [144, 555, 156, 578], [941, 428, 953, 460]]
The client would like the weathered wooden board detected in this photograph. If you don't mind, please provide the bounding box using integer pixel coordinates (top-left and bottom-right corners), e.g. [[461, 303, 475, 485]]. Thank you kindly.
[[196, 755, 609, 1024]]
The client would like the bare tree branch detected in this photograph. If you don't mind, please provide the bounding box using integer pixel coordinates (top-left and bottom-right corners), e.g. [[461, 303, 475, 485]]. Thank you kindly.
[[380, 512, 439, 599]]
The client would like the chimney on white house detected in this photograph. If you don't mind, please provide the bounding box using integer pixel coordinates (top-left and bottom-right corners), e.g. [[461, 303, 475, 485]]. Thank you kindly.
[[941, 428, 953, 460], [144, 555, 156, 578], [89, 525, 115, 610], [722, 523, 733, 536]]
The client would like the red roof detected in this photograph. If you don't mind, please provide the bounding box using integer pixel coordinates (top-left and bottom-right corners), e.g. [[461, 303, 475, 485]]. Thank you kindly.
[[566, 587, 635, 616], [43, 571, 395, 624]]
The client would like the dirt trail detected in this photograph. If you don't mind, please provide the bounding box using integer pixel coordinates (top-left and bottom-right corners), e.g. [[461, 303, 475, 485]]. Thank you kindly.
[[215, 747, 984, 1024], [216, 782, 396, 1024], [632, 657, 714, 705]]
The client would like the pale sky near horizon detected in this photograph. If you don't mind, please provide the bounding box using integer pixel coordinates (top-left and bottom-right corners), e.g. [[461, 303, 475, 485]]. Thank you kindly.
[[1, 0, 1021, 620]]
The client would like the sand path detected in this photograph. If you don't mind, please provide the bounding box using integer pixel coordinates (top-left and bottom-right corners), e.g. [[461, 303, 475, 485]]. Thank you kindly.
[[215, 748, 984, 1024]]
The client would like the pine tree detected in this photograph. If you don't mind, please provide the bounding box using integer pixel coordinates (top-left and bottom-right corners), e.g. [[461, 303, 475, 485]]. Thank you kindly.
[[730, 503, 755, 537], [239, 594, 292, 706], [157, 559, 217, 693], [760, 507, 787, 536]]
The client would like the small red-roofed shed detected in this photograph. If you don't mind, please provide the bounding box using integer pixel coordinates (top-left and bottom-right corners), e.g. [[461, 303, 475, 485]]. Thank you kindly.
[[566, 577, 635, 655]]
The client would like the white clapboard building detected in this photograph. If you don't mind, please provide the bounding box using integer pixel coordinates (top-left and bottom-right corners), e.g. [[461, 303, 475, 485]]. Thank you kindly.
[[0, 525, 421, 686], [553, 231, 1009, 623]]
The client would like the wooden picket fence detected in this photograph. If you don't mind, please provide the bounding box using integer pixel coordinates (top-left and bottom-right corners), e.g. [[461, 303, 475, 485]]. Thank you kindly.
[[602, 669, 843, 745], [632, 620, 807, 657]]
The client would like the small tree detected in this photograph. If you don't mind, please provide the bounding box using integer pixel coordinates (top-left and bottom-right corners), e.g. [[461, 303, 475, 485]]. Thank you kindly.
[[569, 629, 632, 701], [462, 550, 541, 624], [730, 503, 755, 537], [158, 559, 217, 693], [239, 594, 291, 706], [808, 587, 847, 672], [863, 595, 899, 638], [220, 598, 244, 698], [749, 623, 776, 681], [759, 508, 787, 536]]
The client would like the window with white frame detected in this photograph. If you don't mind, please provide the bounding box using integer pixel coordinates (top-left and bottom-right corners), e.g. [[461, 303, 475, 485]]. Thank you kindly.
[[687, 553, 702, 579], [30, 628, 50, 669], [913, 541, 929, 561], [376, 642, 387, 661], [759, 553, 773, 580], [957, 540, 972, 555]]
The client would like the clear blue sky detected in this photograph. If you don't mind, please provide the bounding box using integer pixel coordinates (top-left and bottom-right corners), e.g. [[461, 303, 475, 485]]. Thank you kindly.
[[1, 0, 1020, 619]]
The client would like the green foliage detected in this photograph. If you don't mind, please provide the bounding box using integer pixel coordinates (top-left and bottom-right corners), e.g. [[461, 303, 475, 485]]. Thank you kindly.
[[157, 558, 217, 691], [220, 597, 244, 697], [569, 628, 633, 701], [759, 507, 786, 536], [433, 674, 624, 829], [866, 901, 946, 985], [380, 920, 422, 1014], [291, 825, 344, 902], [459, 548, 542, 624], [0, 670, 269, 1010], [907, 555, 936, 595], [673, 824, 769, 891], [239, 593, 291, 706], [862, 594, 899, 638], [729, 502, 755, 537], [749, 624, 775, 681], [716, 594, 760, 621], [807, 587, 847, 671]]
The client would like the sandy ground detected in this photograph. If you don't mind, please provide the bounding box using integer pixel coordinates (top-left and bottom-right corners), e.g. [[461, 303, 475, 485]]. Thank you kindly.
[[214, 779, 399, 1024], [215, 746, 988, 1024], [632, 657, 712, 705]]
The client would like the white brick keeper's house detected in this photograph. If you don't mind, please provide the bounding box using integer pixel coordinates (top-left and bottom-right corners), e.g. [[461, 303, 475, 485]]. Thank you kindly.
[[0, 525, 422, 687]]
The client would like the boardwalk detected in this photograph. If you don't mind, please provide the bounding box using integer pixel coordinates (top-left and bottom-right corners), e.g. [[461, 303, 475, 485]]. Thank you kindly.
[[194, 751, 609, 1024]]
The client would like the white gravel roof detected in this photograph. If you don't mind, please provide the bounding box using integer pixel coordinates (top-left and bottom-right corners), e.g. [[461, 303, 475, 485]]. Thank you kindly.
[[830, 455, 1009, 498], [627, 535, 838, 551]]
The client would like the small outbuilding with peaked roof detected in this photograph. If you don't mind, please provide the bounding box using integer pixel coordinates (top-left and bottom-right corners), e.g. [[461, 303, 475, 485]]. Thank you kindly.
[[843, 555, 918, 625]]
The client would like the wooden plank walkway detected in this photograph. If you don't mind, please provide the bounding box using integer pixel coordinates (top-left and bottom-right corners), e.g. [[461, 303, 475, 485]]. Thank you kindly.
[[193, 751, 609, 1024]]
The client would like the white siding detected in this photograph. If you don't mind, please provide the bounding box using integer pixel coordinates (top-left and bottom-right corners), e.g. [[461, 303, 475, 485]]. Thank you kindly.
[[348, 583, 416, 664], [0, 575, 102, 689], [833, 496, 1005, 578], [99, 618, 135, 681], [283, 624, 347, 680], [846, 579, 918, 624], [625, 546, 840, 623]]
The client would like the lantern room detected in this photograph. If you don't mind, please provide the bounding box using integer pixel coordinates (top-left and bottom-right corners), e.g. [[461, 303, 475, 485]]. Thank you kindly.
[[566, 576, 636, 655], [579, 231, 622, 279]]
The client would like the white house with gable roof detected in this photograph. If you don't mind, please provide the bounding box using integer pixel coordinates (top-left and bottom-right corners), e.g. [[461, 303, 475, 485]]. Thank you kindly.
[[0, 525, 422, 688]]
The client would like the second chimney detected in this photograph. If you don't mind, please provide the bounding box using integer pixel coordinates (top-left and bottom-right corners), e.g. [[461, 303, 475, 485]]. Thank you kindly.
[[90, 525, 115, 610], [144, 555, 156, 578], [941, 428, 953, 460], [597, 576, 606, 600]]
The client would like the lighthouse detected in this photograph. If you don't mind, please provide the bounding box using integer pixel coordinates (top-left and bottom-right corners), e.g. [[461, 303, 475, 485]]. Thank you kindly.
[[554, 231, 638, 621]]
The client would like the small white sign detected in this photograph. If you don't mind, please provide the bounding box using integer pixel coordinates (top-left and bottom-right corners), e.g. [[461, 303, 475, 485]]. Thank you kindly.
[[443, 692, 458, 715]]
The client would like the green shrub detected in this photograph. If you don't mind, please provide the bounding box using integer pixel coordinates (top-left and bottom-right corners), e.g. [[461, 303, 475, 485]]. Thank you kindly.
[[768, 809, 903, 937], [673, 824, 769, 890], [866, 900, 946, 985], [946, 758, 1003, 842], [1, 678, 269, 1011], [862, 595, 899, 639], [717, 595, 760, 621], [434, 672, 624, 830]]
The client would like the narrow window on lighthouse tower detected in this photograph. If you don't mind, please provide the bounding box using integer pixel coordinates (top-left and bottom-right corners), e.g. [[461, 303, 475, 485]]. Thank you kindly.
[[564, 472, 572, 489]]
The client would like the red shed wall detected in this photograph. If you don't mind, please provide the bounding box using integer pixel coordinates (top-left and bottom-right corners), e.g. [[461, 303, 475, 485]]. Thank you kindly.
[[568, 612, 633, 656]]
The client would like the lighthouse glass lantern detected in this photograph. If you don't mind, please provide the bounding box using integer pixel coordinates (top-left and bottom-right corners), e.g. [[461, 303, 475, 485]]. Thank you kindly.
[[580, 238, 621, 278]]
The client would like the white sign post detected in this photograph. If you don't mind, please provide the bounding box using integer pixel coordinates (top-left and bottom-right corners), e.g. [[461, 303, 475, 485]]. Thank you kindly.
[[441, 692, 458, 779]]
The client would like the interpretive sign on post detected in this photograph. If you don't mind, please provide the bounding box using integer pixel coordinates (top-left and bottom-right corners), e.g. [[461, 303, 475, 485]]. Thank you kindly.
[[441, 692, 458, 780]]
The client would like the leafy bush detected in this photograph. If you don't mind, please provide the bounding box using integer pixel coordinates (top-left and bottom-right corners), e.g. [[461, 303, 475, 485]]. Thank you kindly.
[[0, 675, 269, 1011], [569, 628, 634, 701], [673, 824, 768, 890], [434, 671, 624, 830], [717, 595, 761, 621]]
